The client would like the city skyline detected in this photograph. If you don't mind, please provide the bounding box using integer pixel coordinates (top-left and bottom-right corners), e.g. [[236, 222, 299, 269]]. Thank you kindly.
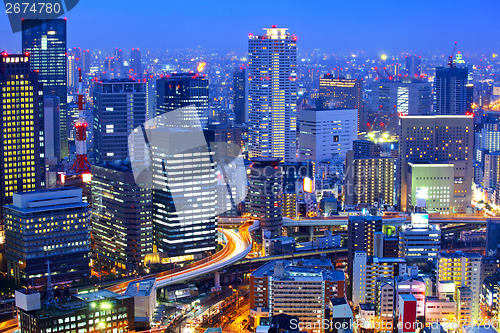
[[0, 0, 499, 54]]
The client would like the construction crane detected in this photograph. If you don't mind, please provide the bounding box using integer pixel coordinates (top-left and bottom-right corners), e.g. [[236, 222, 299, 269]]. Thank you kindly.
[[447, 41, 458, 68]]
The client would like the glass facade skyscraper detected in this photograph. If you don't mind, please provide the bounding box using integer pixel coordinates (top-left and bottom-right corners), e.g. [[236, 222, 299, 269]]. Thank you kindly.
[[434, 66, 468, 115], [22, 19, 68, 158]]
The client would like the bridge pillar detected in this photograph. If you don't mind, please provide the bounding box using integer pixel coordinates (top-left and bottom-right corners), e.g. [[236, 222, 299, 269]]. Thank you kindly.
[[309, 226, 314, 242], [214, 271, 220, 288]]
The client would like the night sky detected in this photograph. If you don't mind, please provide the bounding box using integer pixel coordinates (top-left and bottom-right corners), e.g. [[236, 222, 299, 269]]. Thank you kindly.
[[1, 0, 499, 54]]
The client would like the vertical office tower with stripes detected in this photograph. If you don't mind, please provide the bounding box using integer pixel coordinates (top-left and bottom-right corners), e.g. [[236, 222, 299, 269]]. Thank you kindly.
[[248, 26, 297, 162], [0, 53, 45, 243], [22, 19, 68, 159]]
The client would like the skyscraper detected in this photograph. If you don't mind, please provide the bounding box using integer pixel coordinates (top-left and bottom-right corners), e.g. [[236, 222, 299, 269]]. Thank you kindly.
[[130, 48, 141, 77], [5, 187, 90, 285], [405, 55, 421, 76], [319, 74, 363, 131], [156, 73, 209, 128], [399, 115, 473, 213], [434, 66, 468, 115], [93, 79, 147, 163], [90, 162, 153, 273], [232, 67, 246, 124], [0, 53, 45, 243], [248, 26, 297, 162], [22, 19, 68, 159]]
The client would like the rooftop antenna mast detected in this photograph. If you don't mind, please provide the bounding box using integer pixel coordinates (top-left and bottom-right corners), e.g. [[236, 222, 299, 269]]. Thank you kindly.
[[43, 261, 59, 309]]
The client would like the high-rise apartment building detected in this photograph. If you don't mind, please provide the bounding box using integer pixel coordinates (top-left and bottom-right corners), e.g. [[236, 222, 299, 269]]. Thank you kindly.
[[248, 158, 283, 238], [299, 109, 358, 161], [437, 251, 482, 319], [93, 79, 147, 163], [156, 73, 209, 128], [22, 19, 68, 158], [399, 115, 473, 213], [5, 188, 90, 285], [352, 252, 407, 307], [347, 216, 383, 294], [233, 67, 246, 124], [250, 259, 345, 332], [90, 162, 153, 272], [434, 66, 468, 115], [319, 75, 363, 131], [248, 26, 297, 162], [0, 53, 45, 244]]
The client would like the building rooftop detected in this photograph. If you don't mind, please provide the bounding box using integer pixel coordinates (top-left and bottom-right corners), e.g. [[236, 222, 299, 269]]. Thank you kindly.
[[439, 251, 482, 259], [75, 290, 128, 302], [124, 278, 156, 297]]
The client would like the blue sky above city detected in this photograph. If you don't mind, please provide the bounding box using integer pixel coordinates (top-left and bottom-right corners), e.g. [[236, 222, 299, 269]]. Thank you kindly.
[[1, 0, 500, 54]]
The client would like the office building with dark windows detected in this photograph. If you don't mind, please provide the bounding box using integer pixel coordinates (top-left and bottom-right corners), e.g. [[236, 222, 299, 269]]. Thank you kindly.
[[22, 19, 68, 159], [92, 79, 147, 164], [434, 66, 469, 115], [156, 73, 209, 128]]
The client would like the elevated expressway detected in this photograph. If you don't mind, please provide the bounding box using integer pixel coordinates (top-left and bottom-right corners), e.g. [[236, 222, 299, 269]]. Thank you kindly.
[[107, 221, 258, 294]]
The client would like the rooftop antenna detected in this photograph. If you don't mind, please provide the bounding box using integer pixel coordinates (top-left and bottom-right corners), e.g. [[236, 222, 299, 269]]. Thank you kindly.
[[43, 261, 59, 309]]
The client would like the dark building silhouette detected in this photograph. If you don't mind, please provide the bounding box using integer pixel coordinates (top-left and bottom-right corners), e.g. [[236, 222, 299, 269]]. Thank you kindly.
[[22, 19, 68, 158]]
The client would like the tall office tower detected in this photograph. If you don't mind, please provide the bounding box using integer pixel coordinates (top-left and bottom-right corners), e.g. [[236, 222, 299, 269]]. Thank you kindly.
[[319, 74, 363, 131], [156, 73, 209, 128], [345, 150, 395, 206], [483, 152, 500, 190], [347, 216, 383, 294], [22, 19, 68, 159], [248, 158, 283, 238], [399, 115, 473, 213], [5, 188, 90, 285], [486, 219, 500, 256], [130, 48, 141, 77], [248, 26, 298, 162], [82, 49, 91, 75], [146, 78, 156, 120], [368, 78, 432, 125], [43, 96, 61, 161], [399, 214, 441, 263], [93, 79, 147, 163], [0, 53, 45, 244], [437, 251, 482, 319], [434, 66, 468, 115], [67, 52, 76, 88], [352, 252, 407, 307], [150, 128, 217, 260], [298, 109, 358, 161], [405, 55, 421, 76], [250, 259, 345, 330], [232, 67, 246, 124], [90, 162, 153, 272], [113, 48, 123, 78]]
